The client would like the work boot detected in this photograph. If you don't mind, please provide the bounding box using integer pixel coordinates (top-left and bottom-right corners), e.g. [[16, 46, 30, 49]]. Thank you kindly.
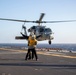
[[36, 58, 39, 61], [25, 58, 27, 60]]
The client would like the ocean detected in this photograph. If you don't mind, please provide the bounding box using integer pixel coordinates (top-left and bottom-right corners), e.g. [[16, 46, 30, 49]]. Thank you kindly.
[[0, 43, 76, 51]]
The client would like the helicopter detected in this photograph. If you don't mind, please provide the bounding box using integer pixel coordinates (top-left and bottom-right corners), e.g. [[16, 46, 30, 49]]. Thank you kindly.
[[0, 13, 76, 44], [17, 13, 54, 44]]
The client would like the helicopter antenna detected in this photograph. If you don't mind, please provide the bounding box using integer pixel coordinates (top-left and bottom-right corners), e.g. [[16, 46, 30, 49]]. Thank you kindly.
[[21, 22, 27, 35], [21, 22, 26, 31]]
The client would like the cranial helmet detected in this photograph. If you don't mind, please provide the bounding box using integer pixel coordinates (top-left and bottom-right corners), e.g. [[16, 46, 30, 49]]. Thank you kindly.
[[30, 32, 36, 39]]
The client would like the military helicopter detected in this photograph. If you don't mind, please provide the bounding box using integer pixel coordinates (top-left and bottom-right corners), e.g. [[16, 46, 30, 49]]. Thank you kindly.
[[0, 13, 76, 44]]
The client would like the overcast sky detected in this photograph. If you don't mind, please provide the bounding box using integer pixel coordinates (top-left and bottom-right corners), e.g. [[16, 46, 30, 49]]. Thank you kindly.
[[0, 0, 76, 44]]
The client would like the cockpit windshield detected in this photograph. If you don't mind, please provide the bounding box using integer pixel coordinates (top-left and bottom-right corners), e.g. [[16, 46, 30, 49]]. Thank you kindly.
[[39, 28, 44, 32], [45, 28, 52, 32], [31, 26, 36, 29]]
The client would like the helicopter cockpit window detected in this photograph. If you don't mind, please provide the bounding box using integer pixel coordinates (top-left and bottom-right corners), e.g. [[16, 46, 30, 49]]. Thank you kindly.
[[31, 26, 35, 29], [45, 28, 52, 32], [39, 28, 44, 32]]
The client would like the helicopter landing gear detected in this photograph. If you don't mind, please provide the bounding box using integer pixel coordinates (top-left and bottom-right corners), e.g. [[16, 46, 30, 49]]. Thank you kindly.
[[49, 40, 51, 45]]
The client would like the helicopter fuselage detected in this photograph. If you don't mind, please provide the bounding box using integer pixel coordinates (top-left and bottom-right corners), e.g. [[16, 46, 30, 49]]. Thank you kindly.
[[28, 26, 54, 43]]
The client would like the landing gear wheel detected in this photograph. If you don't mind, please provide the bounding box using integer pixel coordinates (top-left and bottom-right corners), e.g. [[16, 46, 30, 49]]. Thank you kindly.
[[49, 41, 51, 45]]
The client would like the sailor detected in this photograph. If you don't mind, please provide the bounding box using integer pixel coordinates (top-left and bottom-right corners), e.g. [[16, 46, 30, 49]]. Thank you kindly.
[[21, 32, 40, 61], [25, 33, 38, 60]]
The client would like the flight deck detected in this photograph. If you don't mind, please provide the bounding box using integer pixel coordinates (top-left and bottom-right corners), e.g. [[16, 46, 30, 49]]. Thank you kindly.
[[0, 48, 76, 75]]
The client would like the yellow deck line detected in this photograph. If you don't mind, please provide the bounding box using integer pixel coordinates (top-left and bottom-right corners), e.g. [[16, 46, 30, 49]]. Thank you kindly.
[[37, 52, 76, 58]]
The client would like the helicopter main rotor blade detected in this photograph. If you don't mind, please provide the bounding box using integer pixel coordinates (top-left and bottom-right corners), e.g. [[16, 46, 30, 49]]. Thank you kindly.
[[0, 18, 76, 24], [41, 20, 76, 23], [0, 18, 32, 22], [39, 13, 45, 22], [0, 18, 43, 23], [38, 13, 45, 25]]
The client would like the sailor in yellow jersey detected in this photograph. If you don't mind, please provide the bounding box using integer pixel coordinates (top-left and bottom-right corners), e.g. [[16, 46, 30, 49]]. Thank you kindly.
[[25, 34, 38, 60], [21, 32, 41, 61]]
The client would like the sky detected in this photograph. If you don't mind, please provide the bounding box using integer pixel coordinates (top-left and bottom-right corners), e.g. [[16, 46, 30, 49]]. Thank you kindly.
[[0, 0, 76, 44]]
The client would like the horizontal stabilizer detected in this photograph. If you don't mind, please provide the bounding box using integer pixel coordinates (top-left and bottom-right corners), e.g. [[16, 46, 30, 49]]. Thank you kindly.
[[15, 36, 26, 40]]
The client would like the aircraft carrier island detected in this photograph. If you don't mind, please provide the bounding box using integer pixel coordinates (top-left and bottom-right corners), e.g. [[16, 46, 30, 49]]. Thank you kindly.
[[0, 46, 76, 75]]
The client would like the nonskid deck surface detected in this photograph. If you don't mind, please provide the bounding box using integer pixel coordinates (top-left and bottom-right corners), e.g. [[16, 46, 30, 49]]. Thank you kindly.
[[0, 48, 76, 75]]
